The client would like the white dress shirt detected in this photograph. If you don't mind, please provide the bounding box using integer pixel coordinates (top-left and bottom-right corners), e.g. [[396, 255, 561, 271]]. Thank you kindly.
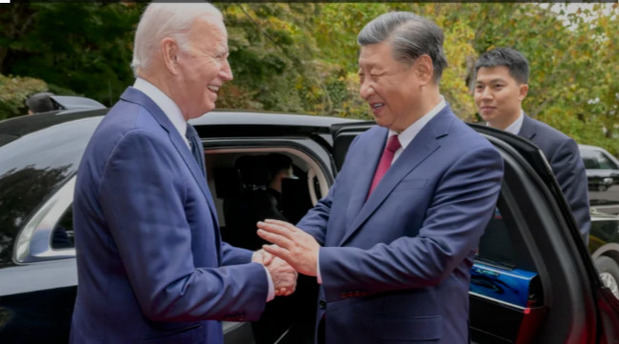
[[390, 96, 447, 164], [504, 110, 524, 135], [133, 78, 191, 148], [485, 110, 524, 135], [132, 78, 275, 301]]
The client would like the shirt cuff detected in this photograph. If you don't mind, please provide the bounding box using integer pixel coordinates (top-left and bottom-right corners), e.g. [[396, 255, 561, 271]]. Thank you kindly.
[[316, 248, 322, 284], [263, 266, 275, 302]]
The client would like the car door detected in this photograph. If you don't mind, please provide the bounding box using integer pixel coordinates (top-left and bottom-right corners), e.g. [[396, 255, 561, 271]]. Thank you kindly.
[[330, 122, 619, 343]]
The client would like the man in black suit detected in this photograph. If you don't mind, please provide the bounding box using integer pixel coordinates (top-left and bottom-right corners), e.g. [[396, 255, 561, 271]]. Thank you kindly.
[[474, 47, 590, 242]]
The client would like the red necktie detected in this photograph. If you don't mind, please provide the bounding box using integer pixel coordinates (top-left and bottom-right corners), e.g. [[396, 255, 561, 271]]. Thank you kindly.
[[367, 134, 401, 197]]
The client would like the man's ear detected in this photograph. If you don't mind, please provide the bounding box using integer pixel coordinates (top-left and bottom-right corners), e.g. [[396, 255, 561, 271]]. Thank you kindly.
[[518, 83, 529, 101], [161, 38, 180, 75], [414, 54, 434, 85]]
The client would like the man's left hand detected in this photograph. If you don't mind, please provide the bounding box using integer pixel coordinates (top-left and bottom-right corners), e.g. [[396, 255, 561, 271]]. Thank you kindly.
[[251, 248, 274, 266], [257, 219, 319, 277]]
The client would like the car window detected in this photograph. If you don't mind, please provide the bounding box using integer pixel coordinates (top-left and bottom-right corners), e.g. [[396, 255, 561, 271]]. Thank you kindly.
[[472, 200, 542, 315], [51, 207, 74, 249], [590, 219, 619, 245], [582, 149, 618, 170], [476, 206, 537, 272], [0, 165, 73, 266], [0, 116, 101, 266]]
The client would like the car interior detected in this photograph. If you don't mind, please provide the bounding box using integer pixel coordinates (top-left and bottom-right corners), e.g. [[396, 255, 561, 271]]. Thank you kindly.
[[206, 148, 325, 344]]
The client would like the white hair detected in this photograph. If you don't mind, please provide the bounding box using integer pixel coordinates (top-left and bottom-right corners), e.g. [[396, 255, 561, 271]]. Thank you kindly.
[[131, 2, 222, 77]]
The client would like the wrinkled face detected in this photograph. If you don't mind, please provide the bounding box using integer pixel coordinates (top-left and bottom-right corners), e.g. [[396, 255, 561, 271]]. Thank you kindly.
[[474, 66, 528, 130], [174, 16, 233, 119], [358, 42, 421, 132]]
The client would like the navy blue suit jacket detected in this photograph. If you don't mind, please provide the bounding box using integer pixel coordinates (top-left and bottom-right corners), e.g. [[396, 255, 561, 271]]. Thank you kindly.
[[519, 114, 590, 241], [70, 88, 268, 343], [298, 105, 503, 343]]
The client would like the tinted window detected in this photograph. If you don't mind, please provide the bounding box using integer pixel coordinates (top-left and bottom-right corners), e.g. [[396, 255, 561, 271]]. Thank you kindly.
[[590, 219, 619, 243], [582, 149, 618, 170], [477, 206, 537, 272], [0, 116, 101, 266], [52, 207, 74, 249]]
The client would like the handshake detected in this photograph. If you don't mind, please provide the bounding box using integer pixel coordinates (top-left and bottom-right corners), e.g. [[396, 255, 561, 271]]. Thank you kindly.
[[251, 219, 322, 298], [252, 248, 297, 297]]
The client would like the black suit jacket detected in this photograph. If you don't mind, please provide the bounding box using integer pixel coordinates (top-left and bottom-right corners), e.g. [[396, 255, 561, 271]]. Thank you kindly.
[[519, 114, 591, 242]]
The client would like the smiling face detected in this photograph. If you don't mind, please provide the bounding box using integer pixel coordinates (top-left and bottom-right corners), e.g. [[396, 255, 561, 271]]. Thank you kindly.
[[358, 41, 424, 132], [474, 66, 528, 130], [172, 16, 233, 119]]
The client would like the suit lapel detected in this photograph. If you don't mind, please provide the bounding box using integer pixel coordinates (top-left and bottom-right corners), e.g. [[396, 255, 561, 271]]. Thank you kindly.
[[120, 88, 221, 250], [338, 106, 453, 246], [338, 127, 388, 244], [518, 113, 536, 140]]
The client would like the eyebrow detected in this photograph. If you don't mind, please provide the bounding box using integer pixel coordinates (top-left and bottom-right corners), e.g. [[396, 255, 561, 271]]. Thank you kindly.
[[476, 78, 507, 84]]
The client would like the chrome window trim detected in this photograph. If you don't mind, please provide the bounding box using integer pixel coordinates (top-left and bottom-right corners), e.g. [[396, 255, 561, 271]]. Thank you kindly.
[[469, 291, 526, 311]]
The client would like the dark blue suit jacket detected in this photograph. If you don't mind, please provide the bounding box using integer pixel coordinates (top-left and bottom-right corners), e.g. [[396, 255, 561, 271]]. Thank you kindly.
[[519, 114, 590, 241], [70, 88, 268, 343], [298, 105, 503, 343]]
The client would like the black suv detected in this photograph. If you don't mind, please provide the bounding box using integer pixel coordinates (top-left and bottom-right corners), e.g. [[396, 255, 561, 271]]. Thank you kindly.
[[0, 108, 618, 343]]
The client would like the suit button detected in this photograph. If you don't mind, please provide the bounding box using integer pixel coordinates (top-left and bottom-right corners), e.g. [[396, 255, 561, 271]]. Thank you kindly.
[[319, 300, 326, 309]]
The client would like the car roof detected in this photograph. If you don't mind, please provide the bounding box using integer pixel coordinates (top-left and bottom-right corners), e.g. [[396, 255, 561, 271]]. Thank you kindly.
[[190, 110, 361, 128], [0, 109, 106, 146], [0, 108, 361, 146]]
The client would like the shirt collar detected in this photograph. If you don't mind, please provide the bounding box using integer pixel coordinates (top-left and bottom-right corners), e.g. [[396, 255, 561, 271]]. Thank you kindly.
[[133, 78, 189, 146], [389, 96, 446, 151], [504, 110, 524, 135]]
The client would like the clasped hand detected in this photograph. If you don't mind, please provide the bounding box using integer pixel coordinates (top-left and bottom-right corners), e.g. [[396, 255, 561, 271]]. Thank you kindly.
[[252, 248, 297, 297], [257, 219, 320, 277]]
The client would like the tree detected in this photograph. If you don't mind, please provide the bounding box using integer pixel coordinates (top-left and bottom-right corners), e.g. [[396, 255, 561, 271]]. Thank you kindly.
[[0, 3, 143, 108], [0, 3, 615, 154]]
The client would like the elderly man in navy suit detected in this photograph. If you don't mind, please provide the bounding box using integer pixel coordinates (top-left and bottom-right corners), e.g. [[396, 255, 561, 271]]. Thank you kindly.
[[474, 47, 590, 243], [70, 3, 296, 343], [257, 12, 504, 344]]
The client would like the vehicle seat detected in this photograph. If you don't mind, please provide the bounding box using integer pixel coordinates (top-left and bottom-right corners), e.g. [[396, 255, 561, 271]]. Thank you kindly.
[[222, 156, 284, 250]]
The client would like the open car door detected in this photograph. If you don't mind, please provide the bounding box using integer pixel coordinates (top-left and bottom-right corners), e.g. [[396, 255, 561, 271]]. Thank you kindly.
[[330, 121, 619, 343]]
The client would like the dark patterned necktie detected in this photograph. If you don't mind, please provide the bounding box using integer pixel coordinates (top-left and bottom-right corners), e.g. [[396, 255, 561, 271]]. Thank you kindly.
[[186, 124, 206, 176]]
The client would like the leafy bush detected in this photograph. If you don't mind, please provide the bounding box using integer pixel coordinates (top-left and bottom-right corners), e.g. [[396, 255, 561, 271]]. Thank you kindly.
[[0, 74, 47, 120]]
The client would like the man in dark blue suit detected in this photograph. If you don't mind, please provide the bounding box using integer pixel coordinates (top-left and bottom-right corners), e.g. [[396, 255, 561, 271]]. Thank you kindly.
[[474, 47, 590, 242], [70, 3, 296, 343], [257, 12, 503, 344]]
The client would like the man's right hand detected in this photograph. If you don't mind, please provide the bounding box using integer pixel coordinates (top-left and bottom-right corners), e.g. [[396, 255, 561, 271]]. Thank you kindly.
[[265, 256, 298, 297]]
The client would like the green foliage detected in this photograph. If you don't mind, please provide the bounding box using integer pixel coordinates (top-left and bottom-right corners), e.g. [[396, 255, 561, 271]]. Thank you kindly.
[[0, 73, 47, 119], [0, 3, 616, 155], [0, 2, 144, 108]]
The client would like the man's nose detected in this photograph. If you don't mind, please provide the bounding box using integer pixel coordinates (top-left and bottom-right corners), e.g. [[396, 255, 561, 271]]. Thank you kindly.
[[479, 86, 492, 99], [221, 59, 233, 81], [359, 80, 374, 100]]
